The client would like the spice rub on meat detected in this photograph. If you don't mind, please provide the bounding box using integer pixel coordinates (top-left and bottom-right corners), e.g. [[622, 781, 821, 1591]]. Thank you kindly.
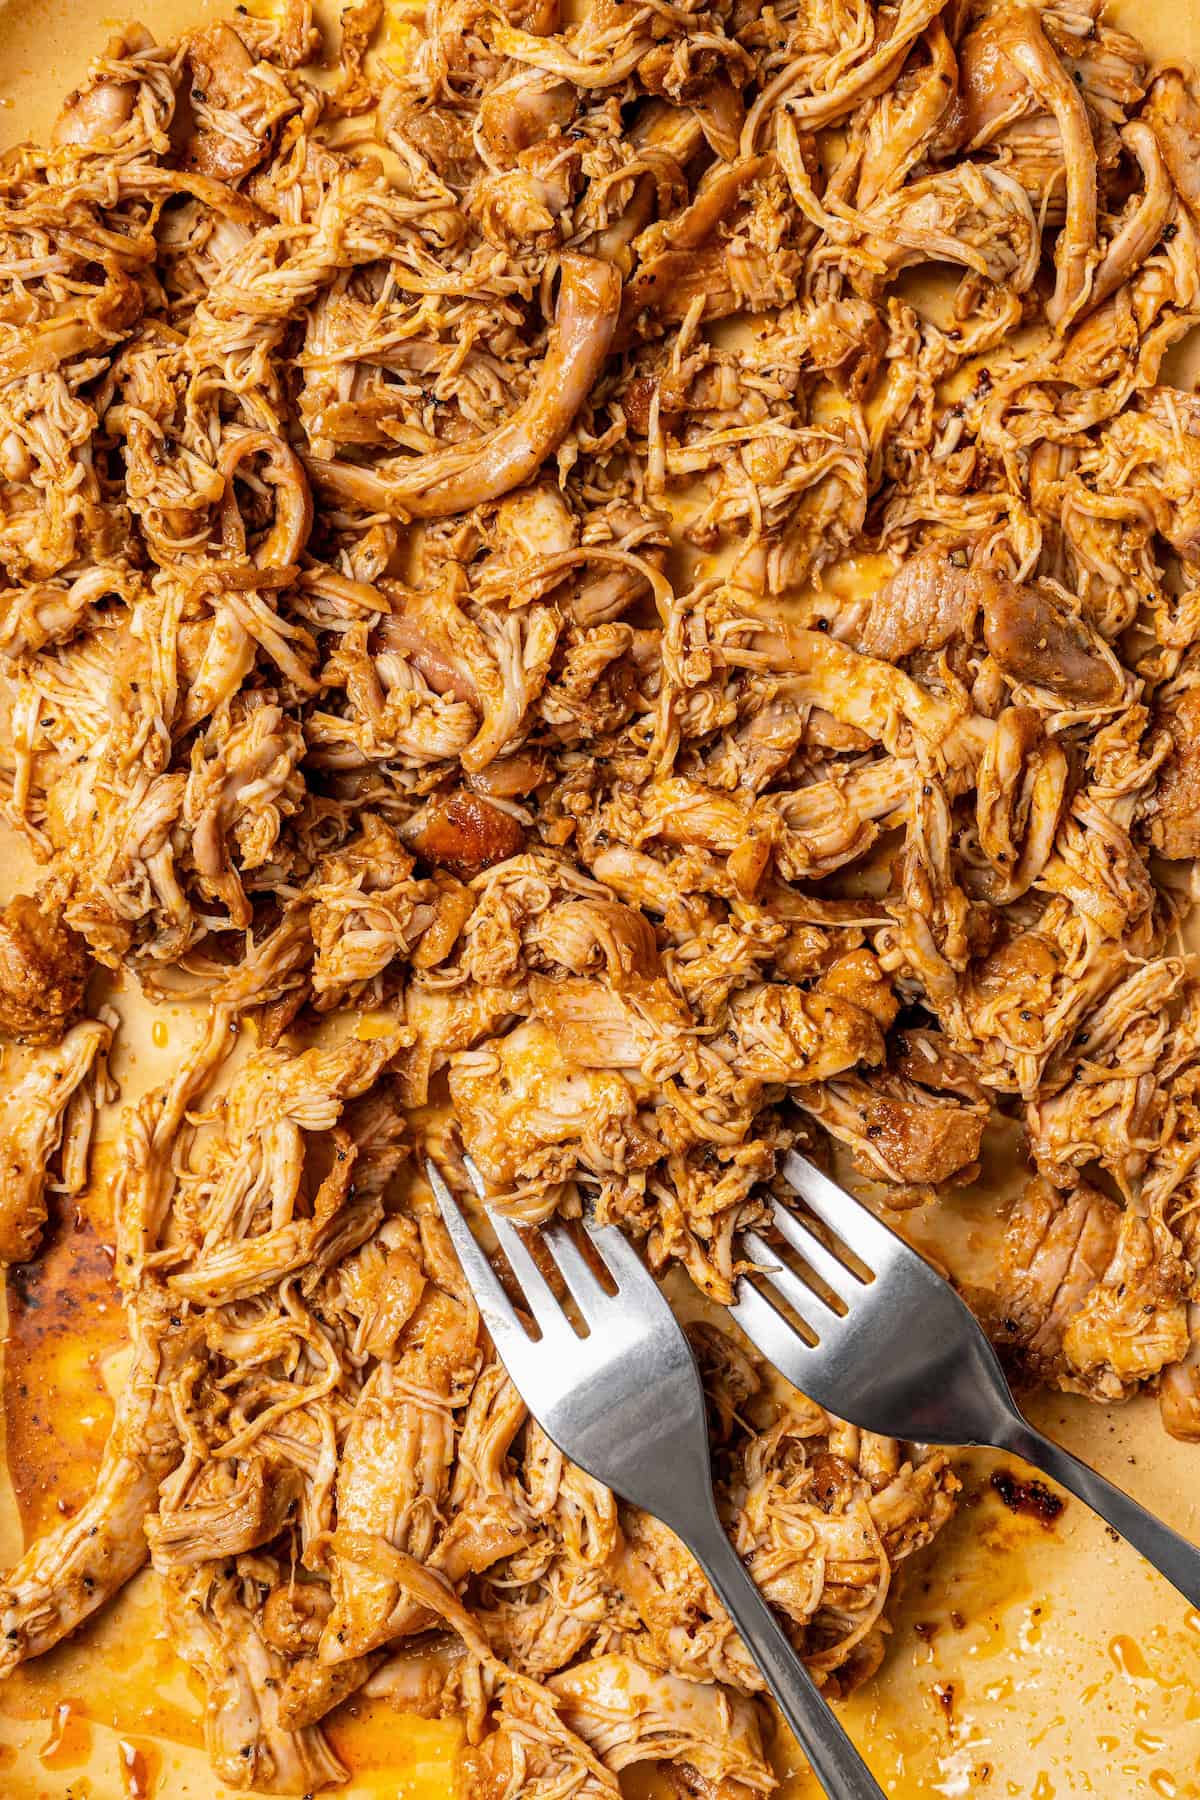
[[1148, 685, 1200, 859], [0, 893, 91, 1043], [3, 0, 1200, 1789]]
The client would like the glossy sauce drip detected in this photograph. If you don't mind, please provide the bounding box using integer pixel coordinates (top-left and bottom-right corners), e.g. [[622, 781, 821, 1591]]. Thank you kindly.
[[119, 1737, 161, 1799], [38, 1701, 93, 1770]]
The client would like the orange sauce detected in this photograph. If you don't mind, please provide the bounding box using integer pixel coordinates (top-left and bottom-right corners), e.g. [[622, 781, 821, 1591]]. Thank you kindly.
[[4, 1202, 124, 1541], [39, 1701, 93, 1771], [118, 1737, 162, 1799]]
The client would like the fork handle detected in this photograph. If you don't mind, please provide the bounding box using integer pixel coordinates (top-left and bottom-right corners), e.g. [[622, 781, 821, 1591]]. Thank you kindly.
[[686, 1506, 886, 1800], [996, 1415, 1200, 1609]]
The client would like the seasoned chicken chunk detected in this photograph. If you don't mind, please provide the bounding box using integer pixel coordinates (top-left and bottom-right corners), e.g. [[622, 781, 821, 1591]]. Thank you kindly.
[[852, 550, 973, 662], [401, 789, 526, 877], [0, 1012, 113, 1264], [450, 1018, 657, 1199], [991, 1180, 1190, 1400], [549, 1655, 773, 1790], [0, 893, 91, 1043], [980, 576, 1123, 706], [1148, 686, 1200, 859]]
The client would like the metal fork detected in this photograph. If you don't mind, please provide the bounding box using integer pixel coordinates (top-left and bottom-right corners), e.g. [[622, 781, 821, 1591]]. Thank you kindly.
[[426, 1155, 888, 1800], [732, 1151, 1200, 1608]]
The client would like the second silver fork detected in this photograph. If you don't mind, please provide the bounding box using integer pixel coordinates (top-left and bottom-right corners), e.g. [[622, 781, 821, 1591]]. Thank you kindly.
[[427, 1155, 889, 1800], [731, 1150, 1200, 1609]]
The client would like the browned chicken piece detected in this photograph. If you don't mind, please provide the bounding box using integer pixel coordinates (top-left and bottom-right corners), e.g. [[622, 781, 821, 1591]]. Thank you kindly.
[[718, 981, 887, 1086], [851, 561, 1123, 713], [51, 26, 148, 145], [183, 702, 306, 928], [399, 979, 518, 1108], [738, 0, 943, 142], [817, 947, 899, 1032], [479, 72, 576, 162], [327, 0, 384, 115], [0, 271, 143, 384], [321, 1288, 478, 1663], [530, 897, 660, 984], [732, 621, 992, 768], [305, 256, 621, 520], [893, 1028, 987, 1105], [1158, 1211, 1200, 1442], [1088, 122, 1176, 311], [277, 1645, 382, 1734], [0, 892, 91, 1043], [159, 1557, 347, 1792], [166, 1032, 406, 1304], [975, 706, 1070, 902], [619, 156, 798, 336], [612, 1508, 758, 1695], [449, 1017, 657, 1199], [182, 22, 300, 182], [979, 574, 1124, 706], [218, 429, 314, 570], [992, 1179, 1190, 1400], [470, 1685, 618, 1800], [853, 19, 958, 209], [1062, 1211, 1191, 1395], [798, 1072, 987, 1194], [428, 1364, 536, 1588], [262, 1580, 382, 1731], [400, 789, 526, 876], [1148, 686, 1200, 859], [309, 814, 474, 1006], [327, 1214, 427, 1360], [1088, 389, 1200, 559], [373, 596, 479, 705], [1023, 958, 1182, 1192], [148, 1458, 303, 1568], [526, 971, 691, 1067], [731, 1412, 957, 1682]]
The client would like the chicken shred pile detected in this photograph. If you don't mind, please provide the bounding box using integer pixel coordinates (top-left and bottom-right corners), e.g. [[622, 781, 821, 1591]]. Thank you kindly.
[[1, 0, 1200, 1790]]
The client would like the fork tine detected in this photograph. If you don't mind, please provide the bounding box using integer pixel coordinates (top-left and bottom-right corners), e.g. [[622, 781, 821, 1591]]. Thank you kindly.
[[781, 1151, 892, 1263], [742, 1228, 840, 1321], [457, 1152, 573, 1338], [579, 1216, 657, 1292], [461, 1153, 489, 1199], [542, 1220, 612, 1322], [767, 1203, 862, 1303], [424, 1158, 532, 1354], [488, 1211, 576, 1340], [731, 1275, 815, 1365]]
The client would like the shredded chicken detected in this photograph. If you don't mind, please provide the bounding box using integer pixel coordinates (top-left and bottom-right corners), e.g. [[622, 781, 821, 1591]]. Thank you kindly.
[[1, 0, 1199, 1789], [0, 1009, 115, 1264]]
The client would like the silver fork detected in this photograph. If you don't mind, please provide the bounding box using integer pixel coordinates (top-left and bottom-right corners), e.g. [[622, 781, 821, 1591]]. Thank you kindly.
[[425, 1155, 888, 1800], [732, 1151, 1200, 1608]]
